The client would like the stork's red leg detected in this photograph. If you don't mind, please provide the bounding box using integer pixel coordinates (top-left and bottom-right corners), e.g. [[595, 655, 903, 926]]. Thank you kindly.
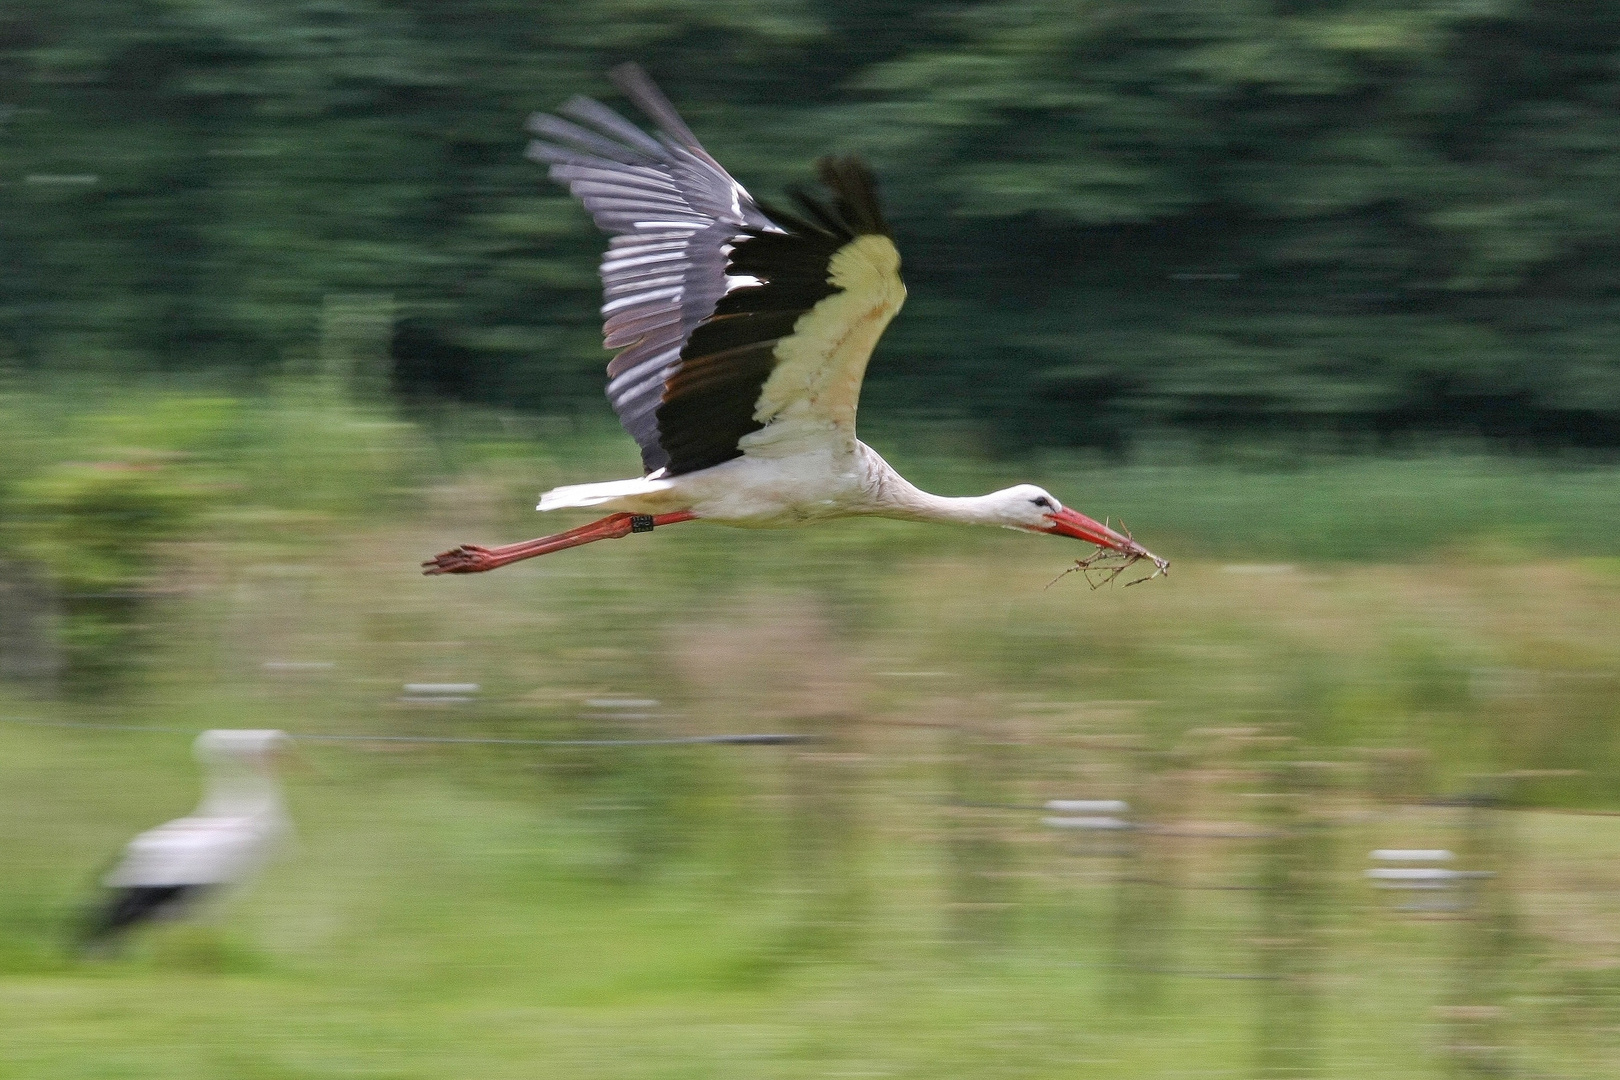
[[423, 511, 698, 575]]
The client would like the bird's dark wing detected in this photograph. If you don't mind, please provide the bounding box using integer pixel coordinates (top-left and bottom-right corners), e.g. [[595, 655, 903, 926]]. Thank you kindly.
[[528, 65, 905, 477], [80, 885, 207, 948]]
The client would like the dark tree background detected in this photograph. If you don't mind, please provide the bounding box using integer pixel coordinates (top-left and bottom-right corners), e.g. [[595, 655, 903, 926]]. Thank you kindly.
[[6, 0, 1620, 451]]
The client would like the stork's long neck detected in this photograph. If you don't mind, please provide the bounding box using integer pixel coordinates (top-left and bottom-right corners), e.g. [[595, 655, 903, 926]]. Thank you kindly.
[[198, 762, 282, 818], [860, 445, 1012, 526]]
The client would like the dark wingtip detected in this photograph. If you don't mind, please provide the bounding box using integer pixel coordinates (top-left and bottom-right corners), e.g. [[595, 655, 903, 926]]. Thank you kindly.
[[751, 195, 821, 237], [815, 156, 891, 238], [757, 156, 892, 241]]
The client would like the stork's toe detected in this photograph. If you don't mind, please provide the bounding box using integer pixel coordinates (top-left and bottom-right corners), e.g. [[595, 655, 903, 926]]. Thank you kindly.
[[422, 545, 496, 575]]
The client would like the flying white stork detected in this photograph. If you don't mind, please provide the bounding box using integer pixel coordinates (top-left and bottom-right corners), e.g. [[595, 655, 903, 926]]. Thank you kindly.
[[81, 729, 291, 949], [424, 65, 1166, 579]]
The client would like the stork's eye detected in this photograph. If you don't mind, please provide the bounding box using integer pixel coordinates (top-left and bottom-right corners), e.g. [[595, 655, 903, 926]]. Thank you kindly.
[[1031, 497, 1054, 509]]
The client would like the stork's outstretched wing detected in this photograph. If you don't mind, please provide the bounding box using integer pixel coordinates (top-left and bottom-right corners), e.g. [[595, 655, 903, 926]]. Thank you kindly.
[[527, 64, 905, 477]]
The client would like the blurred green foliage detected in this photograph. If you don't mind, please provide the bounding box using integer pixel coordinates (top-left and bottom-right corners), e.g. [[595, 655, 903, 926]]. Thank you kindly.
[[0, 378, 414, 690], [12, 462, 196, 690], [0, 392, 219, 690], [6, 2, 1620, 447]]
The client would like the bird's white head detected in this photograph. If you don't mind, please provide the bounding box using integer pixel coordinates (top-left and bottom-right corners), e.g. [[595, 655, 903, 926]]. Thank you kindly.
[[984, 484, 1075, 533], [194, 729, 290, 766], [986, 484, 1166, 567]]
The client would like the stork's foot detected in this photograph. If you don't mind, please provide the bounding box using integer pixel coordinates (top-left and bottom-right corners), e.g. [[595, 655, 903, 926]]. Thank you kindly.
[[422, 511, 699, 576], [422, 545, 499, 575]]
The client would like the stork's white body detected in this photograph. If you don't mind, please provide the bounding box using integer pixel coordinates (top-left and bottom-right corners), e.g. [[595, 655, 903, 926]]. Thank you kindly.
[[541, 444, 867, 524], [539, 440, 855, 523], [103, 730, 290, 890], [541, 440, 1030, 531]]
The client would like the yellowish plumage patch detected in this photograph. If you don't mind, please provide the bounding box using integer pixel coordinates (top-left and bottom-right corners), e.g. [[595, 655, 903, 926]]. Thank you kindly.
[[739, 235, 905, 458]]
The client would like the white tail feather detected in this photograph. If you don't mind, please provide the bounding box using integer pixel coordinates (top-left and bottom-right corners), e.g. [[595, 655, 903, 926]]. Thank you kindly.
[[537, 475, 673, 511]]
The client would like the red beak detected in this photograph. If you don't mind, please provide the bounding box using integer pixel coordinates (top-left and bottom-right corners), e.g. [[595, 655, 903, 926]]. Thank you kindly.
[[1044, 507, 1164, 565]]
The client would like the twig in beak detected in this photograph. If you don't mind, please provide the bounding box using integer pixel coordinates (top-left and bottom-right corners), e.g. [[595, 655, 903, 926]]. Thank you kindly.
[[1046, 533, 1170, 591]]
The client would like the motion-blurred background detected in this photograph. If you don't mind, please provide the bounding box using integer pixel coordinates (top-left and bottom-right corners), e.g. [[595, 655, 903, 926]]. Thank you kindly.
[[3, 3, 1619, 1077]]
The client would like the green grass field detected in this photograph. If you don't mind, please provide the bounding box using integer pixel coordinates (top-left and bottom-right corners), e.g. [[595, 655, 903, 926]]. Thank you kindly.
[[3, 389, 1620, 1077]]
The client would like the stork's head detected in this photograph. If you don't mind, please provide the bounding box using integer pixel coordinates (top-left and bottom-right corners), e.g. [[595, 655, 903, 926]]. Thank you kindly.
[[988, 485, 1168, 568], [194, 729, 291, 768]]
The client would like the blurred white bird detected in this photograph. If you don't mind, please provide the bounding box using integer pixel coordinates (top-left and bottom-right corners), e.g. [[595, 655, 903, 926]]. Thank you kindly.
[[82, 729, 292, 949]]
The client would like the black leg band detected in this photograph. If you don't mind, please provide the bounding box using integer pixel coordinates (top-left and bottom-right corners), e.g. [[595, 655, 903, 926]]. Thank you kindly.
[[630, 515, 656, 533]]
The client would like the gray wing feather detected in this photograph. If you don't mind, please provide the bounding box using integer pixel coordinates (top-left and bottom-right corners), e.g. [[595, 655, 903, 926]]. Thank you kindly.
[[607, 64, 704, 150], [558, 96, 669, 158], [528, 64, 774, 473]]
